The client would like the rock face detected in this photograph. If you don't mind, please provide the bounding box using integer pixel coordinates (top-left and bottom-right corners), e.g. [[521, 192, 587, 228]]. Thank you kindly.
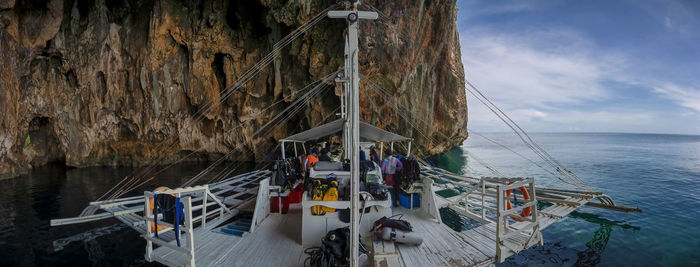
[[0, 0, 467, 179]]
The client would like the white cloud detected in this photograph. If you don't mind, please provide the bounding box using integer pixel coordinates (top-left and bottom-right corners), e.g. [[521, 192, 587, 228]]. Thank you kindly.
[[461, 28, 625, 108], [654, 84, 700, 113]]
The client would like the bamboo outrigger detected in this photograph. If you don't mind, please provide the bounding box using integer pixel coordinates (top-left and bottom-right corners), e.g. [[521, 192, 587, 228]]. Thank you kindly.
[[51, 1, 641, 266]]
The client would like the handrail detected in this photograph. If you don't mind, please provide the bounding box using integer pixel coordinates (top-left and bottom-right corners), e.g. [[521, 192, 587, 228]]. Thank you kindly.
[[143, 185, 234, 266], [495, 177, 541, 263]]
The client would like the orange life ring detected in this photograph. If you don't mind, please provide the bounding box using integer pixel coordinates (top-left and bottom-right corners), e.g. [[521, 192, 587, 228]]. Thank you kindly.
[[505, 185, 531, 222], [149, 186, 172, 232]]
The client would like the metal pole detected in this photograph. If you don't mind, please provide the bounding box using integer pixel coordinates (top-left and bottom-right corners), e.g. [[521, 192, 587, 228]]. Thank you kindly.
[[328, 5, 377, 266], [380, 142, 384, 159], [294, 142, 298, 158], [407, 141, 412, 157], [281, 141, 286, 159]]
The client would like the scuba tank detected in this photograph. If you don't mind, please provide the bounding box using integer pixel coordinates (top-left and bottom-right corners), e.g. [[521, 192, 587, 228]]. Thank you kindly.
[[379, 227, 423, 246], [321, 180, 339, 213]]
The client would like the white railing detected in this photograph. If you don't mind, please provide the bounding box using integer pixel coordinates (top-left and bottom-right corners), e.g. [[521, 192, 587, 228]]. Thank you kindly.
[[491, 177, 541, 263], [143, 185, 234, 267]]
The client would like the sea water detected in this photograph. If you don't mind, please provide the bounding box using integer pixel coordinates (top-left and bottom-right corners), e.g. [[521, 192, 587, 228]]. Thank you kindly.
[[430, 133, 700, 266], [0, 162, 253, 266], [1, 133, 698, 266]]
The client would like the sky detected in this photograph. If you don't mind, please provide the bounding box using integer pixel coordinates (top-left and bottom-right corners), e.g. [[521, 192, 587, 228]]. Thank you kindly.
[[456, 0, 700, 134]]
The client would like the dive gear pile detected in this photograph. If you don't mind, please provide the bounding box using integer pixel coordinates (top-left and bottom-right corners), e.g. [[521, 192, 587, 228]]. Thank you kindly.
[[372, 216, 423, 246], [276, 157, 303, 190], [397, 157, 421, 191], [310, 174, 339, 215], [304, 227, 367, 267]]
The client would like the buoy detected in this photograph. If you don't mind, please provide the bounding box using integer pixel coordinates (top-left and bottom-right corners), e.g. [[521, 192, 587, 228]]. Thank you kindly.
[[505, 185, 531, 222]]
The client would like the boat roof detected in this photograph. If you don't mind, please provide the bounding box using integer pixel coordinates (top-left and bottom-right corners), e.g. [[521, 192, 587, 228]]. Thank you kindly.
[[280, 118, 411, 142]]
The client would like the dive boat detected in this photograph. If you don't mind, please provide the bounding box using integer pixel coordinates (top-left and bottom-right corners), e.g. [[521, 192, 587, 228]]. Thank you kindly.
[[51, 1, 641, 266]]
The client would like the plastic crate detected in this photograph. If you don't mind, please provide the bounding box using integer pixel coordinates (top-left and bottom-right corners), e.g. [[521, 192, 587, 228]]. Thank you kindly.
[[271, 195, 290, 213], [288, 183, 304, 203], [398, 192, 420, 209]]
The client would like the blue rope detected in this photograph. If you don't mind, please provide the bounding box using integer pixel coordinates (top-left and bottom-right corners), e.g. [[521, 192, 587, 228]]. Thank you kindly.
[[175, 197, 182, 247], [153, 194, 159, 238]]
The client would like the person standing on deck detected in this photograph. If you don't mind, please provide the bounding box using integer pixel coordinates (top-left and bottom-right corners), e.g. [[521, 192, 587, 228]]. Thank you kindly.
[[304, 149, 319, 179], [319, 148, 332, 162], [360, 147, 366, 161], [370, 146, 380, 165], [381, 149, 403, 206]]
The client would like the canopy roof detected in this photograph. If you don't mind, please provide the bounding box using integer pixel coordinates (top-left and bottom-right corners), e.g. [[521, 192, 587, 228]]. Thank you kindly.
[[280, 119, 411, 142]]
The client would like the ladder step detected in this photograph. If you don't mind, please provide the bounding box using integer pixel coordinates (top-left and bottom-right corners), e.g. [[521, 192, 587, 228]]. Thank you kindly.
[[226, 224, 249, 231], [233, 221, 252, 227], [219, 228, 245, 236]]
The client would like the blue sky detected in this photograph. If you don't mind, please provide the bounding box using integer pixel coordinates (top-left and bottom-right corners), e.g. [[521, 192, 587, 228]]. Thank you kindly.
[[456, 0, 700, 134]]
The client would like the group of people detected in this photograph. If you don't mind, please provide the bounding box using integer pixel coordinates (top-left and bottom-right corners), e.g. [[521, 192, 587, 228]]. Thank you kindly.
[[301, 143, 405, 206]]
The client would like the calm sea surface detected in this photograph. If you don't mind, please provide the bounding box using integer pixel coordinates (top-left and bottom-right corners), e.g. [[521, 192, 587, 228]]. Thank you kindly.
[[430, 133, 700, 266], [1, 133, 699, 266]]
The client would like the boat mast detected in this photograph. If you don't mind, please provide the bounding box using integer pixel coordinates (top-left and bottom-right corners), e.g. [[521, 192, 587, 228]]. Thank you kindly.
[[328, 2, 377, 266]]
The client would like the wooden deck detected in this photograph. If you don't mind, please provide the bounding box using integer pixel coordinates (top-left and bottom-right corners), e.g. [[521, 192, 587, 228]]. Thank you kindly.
[[151, 204, 306, 267], [147, 193, 593, 267], [391, 209, 513, 266]]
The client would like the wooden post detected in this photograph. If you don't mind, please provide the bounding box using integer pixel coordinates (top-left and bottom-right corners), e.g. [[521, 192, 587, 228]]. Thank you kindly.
[[184, 196, 195, 267], [144, 193, 153, 261], [496, 185, 504, 262]]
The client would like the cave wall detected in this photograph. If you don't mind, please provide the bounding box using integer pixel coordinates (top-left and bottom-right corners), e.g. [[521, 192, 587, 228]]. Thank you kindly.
[[0, 0, 467, 179]]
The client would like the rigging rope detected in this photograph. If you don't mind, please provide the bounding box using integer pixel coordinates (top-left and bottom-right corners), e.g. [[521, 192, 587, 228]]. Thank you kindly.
[[360, 76, 505, 177], [96, 4, 338, 201], [464, 80, 593, 191]]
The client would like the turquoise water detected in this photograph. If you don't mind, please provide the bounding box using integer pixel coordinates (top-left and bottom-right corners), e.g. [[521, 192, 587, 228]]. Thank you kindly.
[[431, 133, 700, 266]]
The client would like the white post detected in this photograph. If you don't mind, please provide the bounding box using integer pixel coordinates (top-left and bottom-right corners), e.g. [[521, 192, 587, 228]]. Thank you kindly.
[[496, 185, 504, 262], [391, 142, 394, 153], [407, 141, 412, 157], [481, 179, 486, 221], [281, 141, 286, 159], [294, 142, 298, 157], [380, 142, 384, 159], [202, 187, 208, 228], [144, 193, 153, 261], [328, 6, 377, 267], [184, 196, 196, 267]]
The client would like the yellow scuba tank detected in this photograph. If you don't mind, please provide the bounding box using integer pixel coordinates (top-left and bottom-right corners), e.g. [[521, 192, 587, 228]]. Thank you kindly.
[[321, 180, 339, 213], [311, 180, 326, 215]]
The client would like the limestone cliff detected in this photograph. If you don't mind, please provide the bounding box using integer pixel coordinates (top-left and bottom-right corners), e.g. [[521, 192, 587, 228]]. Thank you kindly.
[[0, 0, 467, 179]]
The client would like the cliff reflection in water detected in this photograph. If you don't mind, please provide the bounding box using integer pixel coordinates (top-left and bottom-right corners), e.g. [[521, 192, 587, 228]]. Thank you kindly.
[[0, 162, 252, 266]]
